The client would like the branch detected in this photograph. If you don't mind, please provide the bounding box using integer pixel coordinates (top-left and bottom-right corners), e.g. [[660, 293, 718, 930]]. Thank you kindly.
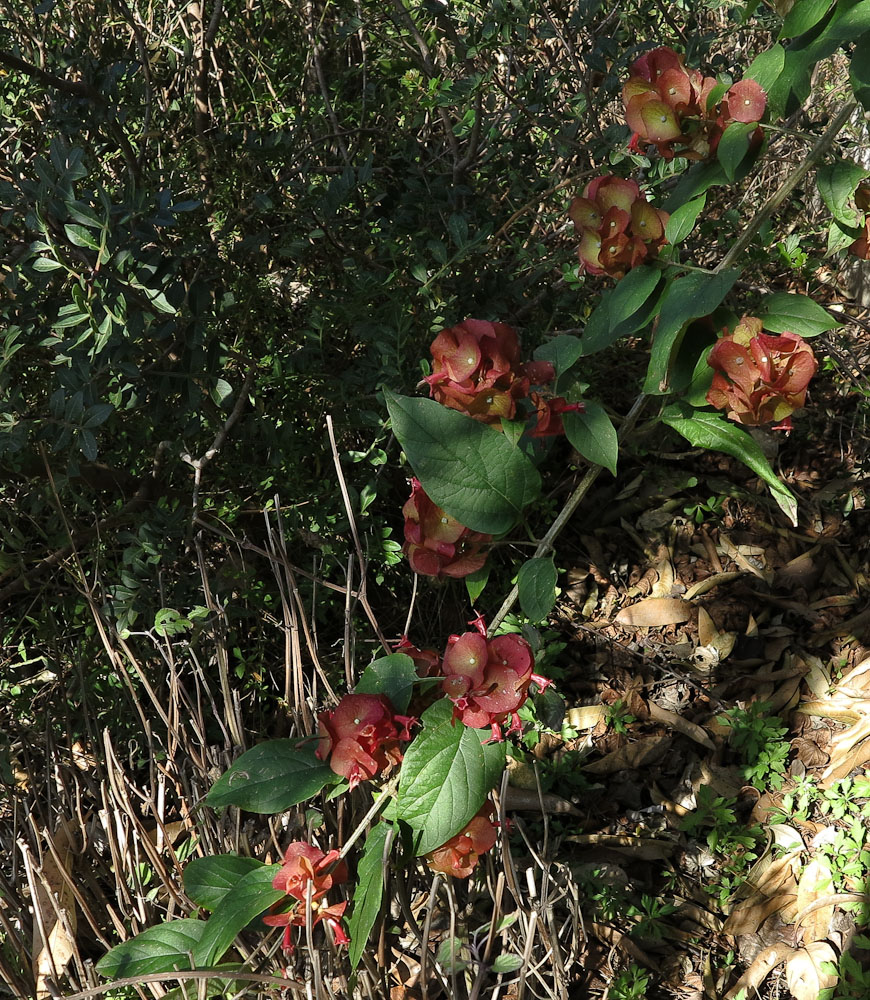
[[0, 47, 105, 103]]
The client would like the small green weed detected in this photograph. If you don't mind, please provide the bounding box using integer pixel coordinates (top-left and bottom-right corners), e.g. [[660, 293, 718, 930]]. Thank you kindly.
[[609, 963, 652, 1000], [683, 494, 727, 524], [605, 698, 637, 734], [718, 701, 790, 790], [820, 935, 870, 1000]]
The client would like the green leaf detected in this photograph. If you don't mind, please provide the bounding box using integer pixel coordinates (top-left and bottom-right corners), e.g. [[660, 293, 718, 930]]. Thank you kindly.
[[183, 856, 263, 912], [662, 405, 798, 525], [662, 161, 728, 212], [66, 201, 103, 228], [517, 557, 557, 622], [447, 212, 468, 248], [347, 823, 390, 970], [643, 270, 739, 394], [717, 121, 761, 182], [193, 866, 283, 968], [206, 741, 339, 812], [492, 953, 524, 974], [826, 218, 861, 255], [533, 335, 583, 377], [384, 392, 540, 534], [96, 920, 204, 978], [816, 158, 869, 227], [355, 653, 417, 713], [64, 223, 100, 249], [397, 699, 506, 855], [761, 292, 842, 337], [744, 42, 786, 94], [465, 561, 490, 604], [31, 257, 64, 272], [850, 32, 870, 110], [563, 401, 618, 476], [780, 0, 833, 38], [665, 194, 706, 245], [580, 267, 665, 356]]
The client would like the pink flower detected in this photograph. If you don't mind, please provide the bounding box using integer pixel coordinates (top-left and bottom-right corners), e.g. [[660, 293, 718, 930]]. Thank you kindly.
[[440, 620, 550, 741], [425, 803, 498, 877], [706, 315, 817, 427], [402, 479, 491, 579], [568, 176, 668, 277], [622, 46, 766, 161], [263, 842, 349, 952], [316, 693, 415, 788]]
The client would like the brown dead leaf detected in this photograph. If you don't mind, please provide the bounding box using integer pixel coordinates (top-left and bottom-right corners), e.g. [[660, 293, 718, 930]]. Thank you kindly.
[[795, 859, 835, 943], [648, 702, 715, 751], [502, 787, 580, 815], [565, 704, 607, 731], [565, 833, 675, 861], [723, 942, 796, 1000], [697, 607, 717, 646], [791, 736, 829, 768], [32, 824, 77, 999], [682, 571, 744, 600], [724, 893, 797, 936], [615, 597, 691, 627], [785, 942, 838, 1000], [582, 735, 672, 775]]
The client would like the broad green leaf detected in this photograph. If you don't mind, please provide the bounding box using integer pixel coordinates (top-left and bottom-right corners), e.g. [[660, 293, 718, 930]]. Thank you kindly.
[[206, 741, 339, 812], [465, 562, 490, 604], [66, 200, 103, 228], [717, 121, 761, 182], [31, 257, 64, 272], [744, 42, 786, 96], [355, 653, 417, 713], [780, 0, 833, 38], [685, 348, 715, 407], [385, 392, 540, 534], [662, 161, 728, 212], [665, 194, 706, 245], [517, 557, 557, 622], [64, 223, 100, 249], [193, 866, 283, 968], [533, 335, 583, 377], [347, 822, 391, 969], [850, 32, 870, 110], [183, 856, 263, 912], [397, 699, 506, 855], [761, 292, 841, 337], [643, 270, 739, 394], [563, 402, 618, 476], [826, 218, 861, 256], [447, 212, 468, 248], [96, 920, 204, 978], [662, 404, 798, 525], [580, 267, 665, 355], [816, 158, 869, 227]]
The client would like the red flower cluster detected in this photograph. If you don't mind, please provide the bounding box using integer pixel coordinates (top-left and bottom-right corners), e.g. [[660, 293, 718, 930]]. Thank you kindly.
[[569, 175, 669, 277], [706, 316, 817, 428], [623, 46, 766, 161], [402, 479, 491, 579], [425, 803, 498, 878], [440, 620, 549, 741], [263, 842, 349, 952], [395, 634, 441, 677], [422, 319, 582, 435], [849, 182, 870, 259], [316, 693, 414, 789]]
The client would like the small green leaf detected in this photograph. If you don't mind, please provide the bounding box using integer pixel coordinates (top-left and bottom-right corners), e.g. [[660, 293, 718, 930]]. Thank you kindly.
[[492, 953, 524, 974], [347, 823, 391, 969], [31, 257, 64, 272], [817, 158, 869, 228], [355, 653, 417, 713], [193, 866, 283, 968], [397, 700, 506, 855], [780, 0, 832, 38], [206, 741, 339, 812], [533, 335, 583, 378], [465, 562, 490, 604], [826, 218, 861, 256], [665, 194, 706, 245], [64, 223, 100, 249], [96, 920, 204, 978], [517, 557, 558, 622], [644, 270, 739, 394], [761, 292, 841, 337], [563, 401, 618, 476], [717, 121, 760, 182], [385, 392, 540, 535], [662, 404, 798, 525], [447, 212, 469, 247], [183, 856, 263, 912]]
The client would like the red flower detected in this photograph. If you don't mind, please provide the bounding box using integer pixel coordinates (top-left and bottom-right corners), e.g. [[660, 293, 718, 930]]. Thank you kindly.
[[849, 182, 870, 260], [395, 635, 442, 677], [425, 803, 498, 877], [622, 46, 766, 161], [316, 693, 415, 788], [402, 479, 491, 579], [569, 176, 668, 277], [263, 842, 349, 952], [440, 621, 550, 741], [706, 315, 817, 427], [527, 393, 584, 438]]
